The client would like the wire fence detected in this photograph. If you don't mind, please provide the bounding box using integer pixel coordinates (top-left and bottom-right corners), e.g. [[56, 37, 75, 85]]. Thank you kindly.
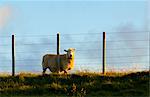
[[0, 32, 149, 74]]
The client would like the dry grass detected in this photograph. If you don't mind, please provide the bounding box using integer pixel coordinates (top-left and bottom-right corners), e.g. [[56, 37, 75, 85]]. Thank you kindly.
[[0, 71, 149, 96]]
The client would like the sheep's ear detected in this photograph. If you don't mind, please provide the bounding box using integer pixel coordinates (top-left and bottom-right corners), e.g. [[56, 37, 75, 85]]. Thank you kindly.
[[64, 50, 68, 52]]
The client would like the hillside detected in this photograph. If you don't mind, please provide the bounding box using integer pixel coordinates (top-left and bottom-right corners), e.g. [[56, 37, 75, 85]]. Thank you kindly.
[[0, 71, 149, 97]]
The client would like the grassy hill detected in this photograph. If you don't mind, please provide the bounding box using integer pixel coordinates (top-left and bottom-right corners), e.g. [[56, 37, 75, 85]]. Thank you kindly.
[[0, 71, 149, 97]]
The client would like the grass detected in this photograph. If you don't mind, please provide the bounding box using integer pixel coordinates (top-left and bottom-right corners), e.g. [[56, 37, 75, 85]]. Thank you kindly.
[[0, 71, 149, 97]]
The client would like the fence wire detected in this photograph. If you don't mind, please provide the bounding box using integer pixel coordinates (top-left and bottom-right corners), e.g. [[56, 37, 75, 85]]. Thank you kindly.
[[0, 32, 149, 73]]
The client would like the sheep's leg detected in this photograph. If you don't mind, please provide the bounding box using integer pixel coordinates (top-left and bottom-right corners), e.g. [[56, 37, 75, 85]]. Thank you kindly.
[[64, 70, 67, 74], [42, 68, 47, 75]]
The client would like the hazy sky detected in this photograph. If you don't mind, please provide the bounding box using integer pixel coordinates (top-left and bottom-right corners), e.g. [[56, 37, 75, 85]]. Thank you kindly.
[[0, 0, 148, 34], [0, 0, 149, 73]]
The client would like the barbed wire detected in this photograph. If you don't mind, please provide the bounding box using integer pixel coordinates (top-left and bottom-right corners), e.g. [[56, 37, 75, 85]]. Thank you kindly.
[[106, 47, 149, 50], [0, 32, 149, 73], [106, 40, 149, 42], [1, 64, 144, 68], [0, 48, 148, 55], [0, 47, 148, 53], [5, 54, 146, 60], [0, 63, 148, 67], [0, 31, 149, 37], [15, 43, 56, 46], [0, 40, 148, 46]]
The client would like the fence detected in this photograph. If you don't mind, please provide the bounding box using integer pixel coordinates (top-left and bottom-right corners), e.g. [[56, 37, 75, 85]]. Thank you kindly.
[[0, 32, 149, 75]]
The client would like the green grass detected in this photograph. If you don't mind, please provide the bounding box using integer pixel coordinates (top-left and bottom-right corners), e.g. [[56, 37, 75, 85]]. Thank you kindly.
[[0, 71, 149, 97]]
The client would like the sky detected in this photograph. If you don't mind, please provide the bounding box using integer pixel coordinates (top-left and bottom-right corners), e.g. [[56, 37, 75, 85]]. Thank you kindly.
[[0, 0, 149, 73]]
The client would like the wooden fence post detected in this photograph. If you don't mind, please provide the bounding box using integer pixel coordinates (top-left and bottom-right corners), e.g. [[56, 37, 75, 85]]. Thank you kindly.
[[12, 35, 15, 76], [102, 32, 106, 74], [57, 32, 60, 55], [57, 32, 60, 72]]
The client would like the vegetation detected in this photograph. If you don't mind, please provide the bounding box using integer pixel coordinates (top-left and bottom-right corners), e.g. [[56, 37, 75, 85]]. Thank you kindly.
[[0, 71, 149, 97]]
